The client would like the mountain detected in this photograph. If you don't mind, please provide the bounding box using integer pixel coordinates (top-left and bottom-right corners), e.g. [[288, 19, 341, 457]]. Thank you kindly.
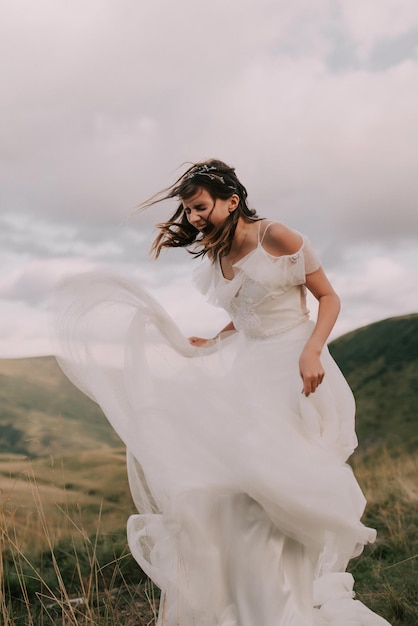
[[329, 313, 418, 454], [0, 313, 417, 458]]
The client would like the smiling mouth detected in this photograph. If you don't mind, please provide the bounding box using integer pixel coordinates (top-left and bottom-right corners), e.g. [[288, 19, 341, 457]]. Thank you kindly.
[[199, 223, 215, 234]]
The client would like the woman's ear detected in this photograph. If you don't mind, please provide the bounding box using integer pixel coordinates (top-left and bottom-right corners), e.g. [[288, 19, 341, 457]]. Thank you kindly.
[[228, 194, 240, 213]]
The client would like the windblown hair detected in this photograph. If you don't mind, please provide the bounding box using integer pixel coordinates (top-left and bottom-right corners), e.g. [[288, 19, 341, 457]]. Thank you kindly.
[[138, 159, 259, 262]]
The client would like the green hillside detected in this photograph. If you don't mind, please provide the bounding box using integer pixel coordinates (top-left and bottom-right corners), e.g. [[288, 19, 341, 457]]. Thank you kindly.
[[329, 313, 418, 454], [0, 356, 121, 457], [0, 314, 417, 459]]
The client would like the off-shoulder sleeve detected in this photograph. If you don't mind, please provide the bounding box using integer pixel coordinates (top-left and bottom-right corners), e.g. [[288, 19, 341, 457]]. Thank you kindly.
[[192, 259, 215, 295], [302, 237, 321, 274], [236, 233, 321, 291]]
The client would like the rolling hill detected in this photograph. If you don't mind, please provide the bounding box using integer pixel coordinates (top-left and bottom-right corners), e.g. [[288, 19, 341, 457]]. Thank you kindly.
[[329, 313, 418, 454], [0, 355, 121, 458], [0, 313, 417, 459]]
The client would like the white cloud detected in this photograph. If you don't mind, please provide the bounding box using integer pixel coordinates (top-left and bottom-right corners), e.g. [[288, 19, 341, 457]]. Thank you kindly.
[[0, 0, 417, 356], [0, 255, 100, 304], [339, 0, 418, 58], [0, 300, 52, 358], [329, 245, 418, 336]]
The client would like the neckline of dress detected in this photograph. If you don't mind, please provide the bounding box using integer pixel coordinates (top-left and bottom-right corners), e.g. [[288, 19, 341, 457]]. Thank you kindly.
[[218, 239, 304, 283]]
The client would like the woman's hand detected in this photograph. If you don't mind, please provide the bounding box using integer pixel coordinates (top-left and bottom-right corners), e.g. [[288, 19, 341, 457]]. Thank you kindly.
[[299, 347, 325, 396], [188, 321, 236, 348], [188, 336, 214, 347]]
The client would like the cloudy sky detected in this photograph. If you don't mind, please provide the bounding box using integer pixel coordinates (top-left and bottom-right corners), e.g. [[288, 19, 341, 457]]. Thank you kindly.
[[1, 0, 418, 357]]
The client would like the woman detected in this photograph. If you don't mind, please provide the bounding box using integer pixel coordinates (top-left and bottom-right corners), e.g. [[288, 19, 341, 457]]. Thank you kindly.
[[54, 159, 391, 625]]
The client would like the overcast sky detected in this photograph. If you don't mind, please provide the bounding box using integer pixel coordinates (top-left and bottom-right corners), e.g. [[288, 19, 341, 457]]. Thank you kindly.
[[1, 0, 418, 357]]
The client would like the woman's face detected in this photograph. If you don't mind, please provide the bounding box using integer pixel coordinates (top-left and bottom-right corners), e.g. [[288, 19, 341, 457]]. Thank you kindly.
[[182, 188, 238, 231]]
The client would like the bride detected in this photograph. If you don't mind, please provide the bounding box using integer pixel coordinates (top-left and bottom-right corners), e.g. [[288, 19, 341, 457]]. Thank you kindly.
[[54, 159, 391, 625]]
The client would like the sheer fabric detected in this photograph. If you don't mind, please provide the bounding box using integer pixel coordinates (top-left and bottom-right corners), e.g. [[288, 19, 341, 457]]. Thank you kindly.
[[53, 224, 391, 626]]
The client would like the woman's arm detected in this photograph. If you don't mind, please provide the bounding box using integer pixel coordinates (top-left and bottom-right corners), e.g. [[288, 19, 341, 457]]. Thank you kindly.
[[300, 268, 340, 396], [189, 321, 236, 347], [262, 221, 340, 396]]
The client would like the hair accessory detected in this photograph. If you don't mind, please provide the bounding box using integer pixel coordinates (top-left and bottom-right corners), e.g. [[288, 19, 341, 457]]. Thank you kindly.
[[184, 164, 238, 193], [185, 164, 225, 183]]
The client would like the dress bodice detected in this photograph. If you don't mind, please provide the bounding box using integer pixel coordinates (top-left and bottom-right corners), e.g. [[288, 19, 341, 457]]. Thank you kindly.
[[193, 226, 321, 338]]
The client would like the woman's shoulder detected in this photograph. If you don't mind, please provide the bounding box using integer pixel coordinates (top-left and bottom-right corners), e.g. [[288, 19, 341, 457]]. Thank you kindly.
[[260, 220, 304, 257]]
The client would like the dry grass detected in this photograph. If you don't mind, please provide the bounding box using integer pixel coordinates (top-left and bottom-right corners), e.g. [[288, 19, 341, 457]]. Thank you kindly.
[[0, 449, 416, 624], [348, 449, 418, 625], [0, 456, 158, 625], [0, 450, 133, 548]]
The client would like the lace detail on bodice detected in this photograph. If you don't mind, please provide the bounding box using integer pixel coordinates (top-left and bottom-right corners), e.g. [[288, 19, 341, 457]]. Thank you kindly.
[[228, 277, 261, 332]]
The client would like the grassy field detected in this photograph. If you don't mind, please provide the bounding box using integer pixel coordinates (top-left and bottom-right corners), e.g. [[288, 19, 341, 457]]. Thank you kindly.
[[0, 446, 417, 625], [0, 448, 157, 625], [348, 449, 418, 624], [0, 448, 132, 545]]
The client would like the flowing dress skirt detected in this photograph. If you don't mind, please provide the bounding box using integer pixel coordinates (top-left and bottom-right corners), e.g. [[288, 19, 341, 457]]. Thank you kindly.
[[54, 272, 391, 626]]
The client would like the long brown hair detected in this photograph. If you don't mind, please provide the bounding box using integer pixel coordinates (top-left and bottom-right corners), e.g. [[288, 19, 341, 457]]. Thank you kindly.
[[138, 159, 259, 262]]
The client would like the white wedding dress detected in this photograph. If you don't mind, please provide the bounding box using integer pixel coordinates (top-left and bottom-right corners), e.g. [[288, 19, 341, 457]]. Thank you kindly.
[[54, 222, 391, 626]]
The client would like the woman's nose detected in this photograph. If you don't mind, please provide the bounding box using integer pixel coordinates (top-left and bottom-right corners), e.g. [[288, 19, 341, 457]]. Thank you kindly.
[[188, 211, 200, 226]]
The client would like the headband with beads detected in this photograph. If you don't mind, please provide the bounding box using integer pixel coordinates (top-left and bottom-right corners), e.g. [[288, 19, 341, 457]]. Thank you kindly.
[[184, 164, 237, 191]]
